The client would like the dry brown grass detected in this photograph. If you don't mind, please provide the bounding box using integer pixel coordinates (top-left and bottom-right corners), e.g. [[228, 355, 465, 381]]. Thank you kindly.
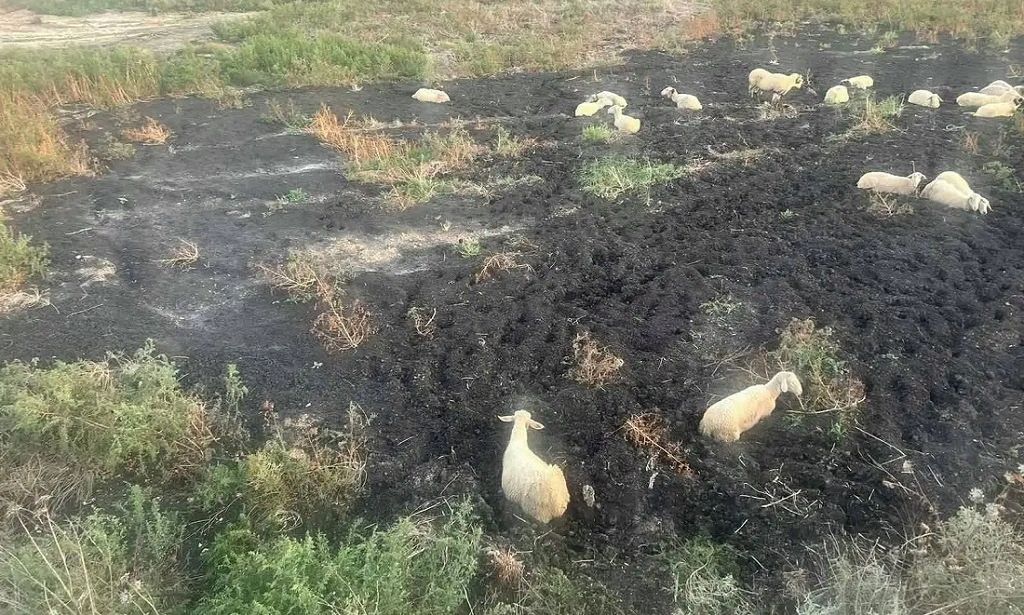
[[623, 412, 694, 477], [121, 116, 172, 145], [262, 253, 374, 352], [569, 331, 624, 387], [407, 306, 438, 338], [0, 288, 50, 314], [487, 546, 525, 589], [0, 92, 91, 187], [866, 193, 914, 217], [158, 238, 200, 269], [474, 251, 533, 283], [962, 131, 981, 154]]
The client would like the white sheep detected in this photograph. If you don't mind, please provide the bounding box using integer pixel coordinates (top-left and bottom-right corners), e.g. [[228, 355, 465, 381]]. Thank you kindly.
[[575, 98, 611, 117], [907, 89, 942, 108], [595, 91, 627, 108], [699, 371, 803, 442], [754, 72, 805, 96], [412, 88, 450, 103], [932, 172, 991, 214], [608, 105, 640, 133], [857, 171, 927, 196], [824, 85, 850, 104], [748, 68, 771, 94], [498, 410, 570, 523], [660, 86, 702, 110], [970, 99, 1021, 118], [978, 80, 1021, 95], [956, 90, 1021, 108], [922, 179, 990, 214], [843, 75, 874, 89]]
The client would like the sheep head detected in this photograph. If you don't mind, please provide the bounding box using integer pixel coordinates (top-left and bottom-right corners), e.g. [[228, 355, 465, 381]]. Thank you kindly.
[[791, 74, 805, 88], [771, 371, 803, 396], [660, 86, 677, 98], [498, 410, 545, 430], [607, 105, 623, 116], [908, 172, 927, 189]]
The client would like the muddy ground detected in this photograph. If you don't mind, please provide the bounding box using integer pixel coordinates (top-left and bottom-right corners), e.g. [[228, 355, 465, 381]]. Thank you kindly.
[[3, 27, 1024, 611]]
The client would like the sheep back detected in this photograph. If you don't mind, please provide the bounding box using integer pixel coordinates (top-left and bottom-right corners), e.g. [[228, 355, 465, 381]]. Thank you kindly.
[[501, 450, 570, 523], [699, 385, 776, 442]]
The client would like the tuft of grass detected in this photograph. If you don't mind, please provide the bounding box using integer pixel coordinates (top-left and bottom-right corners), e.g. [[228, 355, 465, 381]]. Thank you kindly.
[[982, 161, 1021, 192], [866, 193, 914, 217], [851, 94, 903, 134], [0, 221, 48, 294], [0, 489, 186, 615], [700, 295, 743, 321], [770, 318, 865, 432], [95, 134, 137, 161], [487, 546, 525, 589], [278, 187, 310, 203], [569, 331, 624, 387], [475, 252, 533, 283], [121, 116, 172, 145], [263, 98, 311, 131], [579, 156, 683, 200], [407, 306, 438, 338], [259, 252, 322, 303], [662, 537, 753, 615], [485, 565, 625, 614], [197, 498, 481, 614], [961, 131, 981, 155], [582, 124, 615, 144], [454, 237, 482, 258], [158, 238, 201, 269], [0, 342, 215, 481], [623, 412, 694, 477], [493, 126, 535, 157]]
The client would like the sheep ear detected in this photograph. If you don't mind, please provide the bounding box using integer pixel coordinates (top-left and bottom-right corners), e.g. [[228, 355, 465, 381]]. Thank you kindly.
[[528, 419, 545, 430], [778, 378, 788, 393], [498, 415, 515, 422]]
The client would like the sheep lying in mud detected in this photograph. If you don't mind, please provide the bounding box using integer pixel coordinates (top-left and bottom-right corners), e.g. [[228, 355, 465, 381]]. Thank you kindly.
[[595, 91, 627, 108], [978, 80, 1023, 96], [699, 372, 803, 442], [412, 88, 450, 103], [956, 90, 1021, 108], [922, 177, 991, 214], [752, 71, 805, 96], [970, 99, 1022, 118], [908, 89, 942, 108], [608, 105, 640, 133], [575, 97, 611, 117], [824, 85, 850, 104], [857, 171, 927, 196], [842, 75, 874, 89], [498, 410, 570, 523], [661, 86, 702, 110]]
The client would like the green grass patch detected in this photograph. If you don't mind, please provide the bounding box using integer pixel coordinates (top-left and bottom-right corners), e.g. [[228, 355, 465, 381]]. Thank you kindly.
[[8, 0, 276, 16], [582, 124, 615, 144], [579, 156, 684, 200], [0, 221, 49, 293], [197, 498, 481, 614], [662, 537, 753, 615], [852, 94, 904, 134]]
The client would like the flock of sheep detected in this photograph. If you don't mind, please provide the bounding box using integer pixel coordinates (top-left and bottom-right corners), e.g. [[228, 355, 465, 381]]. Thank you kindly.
[[407, 64, 1020, 524]]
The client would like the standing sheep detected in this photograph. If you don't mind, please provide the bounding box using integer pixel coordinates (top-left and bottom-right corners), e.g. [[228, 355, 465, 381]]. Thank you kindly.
[[498, 410, 570, 523], [857, 171, 927, 196], [699, 372, 803, 442], [922, 179, 990, 214], [754, 72, 805, 97], [412, 88, 450, 103], [748, 68, 771, 94], [908, 89, 942, 108]]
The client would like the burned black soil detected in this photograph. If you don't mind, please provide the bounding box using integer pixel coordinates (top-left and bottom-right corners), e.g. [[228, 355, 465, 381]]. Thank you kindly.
[[4, 27, 1024, 612]]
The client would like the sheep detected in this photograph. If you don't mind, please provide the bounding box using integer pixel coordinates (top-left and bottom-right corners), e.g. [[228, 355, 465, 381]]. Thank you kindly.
[[842, 75, 874, 89], [754, 72, 805, 96], [956, 90, 1021, 108], [857, 171, 927, 196], [748, 68, 771, 94], [907, 89, 942, 108], [699, 371, 803, 442], [978, 80, 1020, 96], [498, 410, 570, 523], [823, 85, 850, 104], [594, 91, 627, 108], [575, 98, 611, 117], [970, 99, 1021, 118], [922, 179, 990, 214], [607, 105, 640, 133], [412, 88, 450, 103], [931, 172, 992, 214], [660, 86, 702, 110]]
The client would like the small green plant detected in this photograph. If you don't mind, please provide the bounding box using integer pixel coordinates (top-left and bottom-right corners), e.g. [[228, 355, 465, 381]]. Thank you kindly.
[[0, 221, 48, 293], [278, 187, 310, 203], [95, 134, 136, 161], [223, 363, 248, 415], [982, 161, 1021, 192], [579, 156, 684, 200], [484, 565, 625, 614], [582, 124, 615, 144], [455, 237, 482, 258], [769, 319, 865, 429], [852, 94, 903, 134], [264, 99, 310, 130], [198, 498, 481, 614], [780, 209, 797, 219], [700, 295, 743, 320], [493, 126, 533, 157], [662, 537, 754, 615], [877, 30, 899, 48]]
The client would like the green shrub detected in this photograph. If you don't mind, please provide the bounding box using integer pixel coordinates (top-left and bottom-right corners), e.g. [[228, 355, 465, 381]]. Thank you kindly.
[[582, 124, 615, 144], [579, 156, 683, 200], [662, 537, 754, 615], [0, 221, 48, 293], [0, 341, 213, 477], [198, 499, 481, 614], [484, 566, 625, 614], [0, 488, 185, 615]]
